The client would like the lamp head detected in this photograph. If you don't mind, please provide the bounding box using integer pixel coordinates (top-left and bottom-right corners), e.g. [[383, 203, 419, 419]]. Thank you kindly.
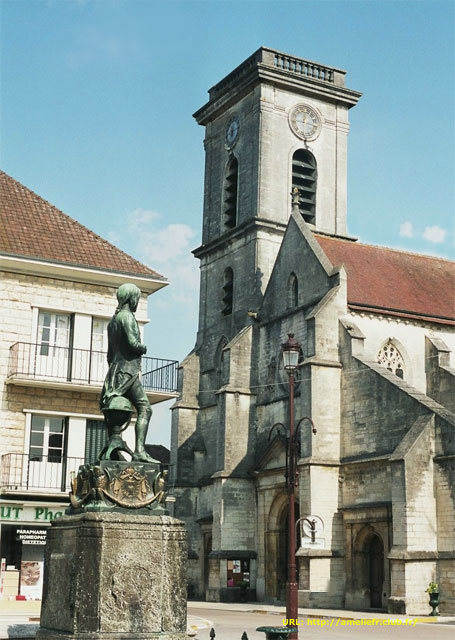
[[281, 333, 301, 371]]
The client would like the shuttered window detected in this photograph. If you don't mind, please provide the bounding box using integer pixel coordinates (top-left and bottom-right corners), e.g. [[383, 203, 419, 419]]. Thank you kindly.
[[292, 149, 317, 224], [222, 268, 234, 316], [224, 158, 238, 229], [85, 420, 107, 464]]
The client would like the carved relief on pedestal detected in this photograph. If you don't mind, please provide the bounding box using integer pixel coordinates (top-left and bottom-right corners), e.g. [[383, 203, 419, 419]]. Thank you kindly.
[[68, 461, 168, 514]]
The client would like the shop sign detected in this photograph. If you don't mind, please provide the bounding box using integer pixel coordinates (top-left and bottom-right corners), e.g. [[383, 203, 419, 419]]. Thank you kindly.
[[0, 504, 65, 522], [301, 536, 325, 548], [16, 529, 47, 545]]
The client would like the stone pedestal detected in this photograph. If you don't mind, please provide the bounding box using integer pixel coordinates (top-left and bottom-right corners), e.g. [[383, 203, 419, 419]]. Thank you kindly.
[[36, 512, 191, 639]]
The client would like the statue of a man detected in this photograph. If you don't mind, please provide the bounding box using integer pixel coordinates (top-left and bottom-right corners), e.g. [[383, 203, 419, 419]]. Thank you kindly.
[[100, 283, 157, 463]]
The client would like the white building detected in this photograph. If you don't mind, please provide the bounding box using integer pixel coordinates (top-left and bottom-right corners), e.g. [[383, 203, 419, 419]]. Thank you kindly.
[[0, 170, 178, 599]]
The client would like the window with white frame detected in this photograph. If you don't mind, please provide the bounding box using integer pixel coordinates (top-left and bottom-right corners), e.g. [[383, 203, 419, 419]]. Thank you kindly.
[[37, 312, 71, 355], [90, 318, 109, 383], [35, 312, 71, 379], [29, 415, 66, 463]]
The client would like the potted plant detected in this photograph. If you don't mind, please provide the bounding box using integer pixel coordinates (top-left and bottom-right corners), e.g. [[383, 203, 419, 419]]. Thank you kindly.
[[426, 582, 440, 616]]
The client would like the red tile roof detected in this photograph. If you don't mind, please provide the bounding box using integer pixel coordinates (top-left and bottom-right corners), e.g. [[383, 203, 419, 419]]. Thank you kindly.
[[0, 170, 164, 279], [315, 234, 455, 326]]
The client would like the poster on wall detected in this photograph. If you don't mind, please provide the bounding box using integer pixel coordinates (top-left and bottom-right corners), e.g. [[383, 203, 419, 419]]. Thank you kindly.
[[232, 560, 241, 574], [20, 561, 43, 599]]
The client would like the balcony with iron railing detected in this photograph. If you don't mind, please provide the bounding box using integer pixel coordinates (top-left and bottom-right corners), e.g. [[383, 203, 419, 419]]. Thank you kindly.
[[6, 342, 179, 404], [0, 452, 84, 495]]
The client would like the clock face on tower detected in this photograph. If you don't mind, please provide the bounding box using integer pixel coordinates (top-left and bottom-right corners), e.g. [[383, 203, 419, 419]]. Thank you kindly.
[[225, 116, 240, 147], [289, 104, 321, 141]]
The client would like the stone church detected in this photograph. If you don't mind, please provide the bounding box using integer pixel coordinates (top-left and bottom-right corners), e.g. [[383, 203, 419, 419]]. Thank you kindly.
[[170, 47, 455, 614]]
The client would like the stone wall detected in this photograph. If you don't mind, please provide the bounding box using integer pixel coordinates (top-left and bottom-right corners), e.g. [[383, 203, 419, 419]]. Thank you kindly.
[[340, 321, 455, 613], [339, 345, 444, 460]]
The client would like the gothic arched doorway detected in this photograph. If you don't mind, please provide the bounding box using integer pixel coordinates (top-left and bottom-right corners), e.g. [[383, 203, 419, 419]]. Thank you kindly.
[[265, 493, 299, 601], [368, 535, 384, 608], [351, 526, 386, 610]]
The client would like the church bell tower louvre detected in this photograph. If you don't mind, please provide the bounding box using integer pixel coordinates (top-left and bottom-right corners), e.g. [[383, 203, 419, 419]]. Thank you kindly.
[[192, 47, 361, 344]]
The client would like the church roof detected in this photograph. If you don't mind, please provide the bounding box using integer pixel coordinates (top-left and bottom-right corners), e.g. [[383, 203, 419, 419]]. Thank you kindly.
[[0, 170, 164, 280], [315, 234, 455, 326], [144, 444, 170, 464]]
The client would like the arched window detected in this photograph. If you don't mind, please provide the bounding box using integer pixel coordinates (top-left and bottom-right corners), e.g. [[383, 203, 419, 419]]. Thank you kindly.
[[223, 158, 238, 229], [376, 341, 405, 379], [292, 149, 317, 224], [287, 273, 298, 309], [222, 268, 234, 315]]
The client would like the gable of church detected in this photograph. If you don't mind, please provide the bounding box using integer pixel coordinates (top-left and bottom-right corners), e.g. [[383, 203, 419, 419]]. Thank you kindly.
[[260, 211, 342, 319]]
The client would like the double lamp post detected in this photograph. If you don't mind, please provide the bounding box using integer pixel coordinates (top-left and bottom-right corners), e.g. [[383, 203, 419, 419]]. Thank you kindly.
[[280, 334, 317, 638]]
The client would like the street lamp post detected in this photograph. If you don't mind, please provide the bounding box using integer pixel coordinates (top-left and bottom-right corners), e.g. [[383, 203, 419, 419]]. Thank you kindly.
[[281, 334, 316, 640]]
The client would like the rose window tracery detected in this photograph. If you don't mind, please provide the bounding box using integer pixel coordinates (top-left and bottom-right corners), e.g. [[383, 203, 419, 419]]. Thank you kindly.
[[376, 342, 405, 379]]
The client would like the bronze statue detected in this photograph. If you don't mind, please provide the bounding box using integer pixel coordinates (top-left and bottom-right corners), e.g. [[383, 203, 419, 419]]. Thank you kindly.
[[100, 283, 157, 463]]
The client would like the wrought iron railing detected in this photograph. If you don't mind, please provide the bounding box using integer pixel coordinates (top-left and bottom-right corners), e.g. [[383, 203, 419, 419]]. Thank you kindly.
[[142, 359, 178, 393], [8, 342, 178, 394], [0, 453, 84, 493]]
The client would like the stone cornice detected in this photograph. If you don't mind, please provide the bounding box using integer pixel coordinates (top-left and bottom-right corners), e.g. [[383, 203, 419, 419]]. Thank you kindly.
[[194, 47, 361, 125], [193, 217, 286, 259], [388, 549, 454, 561], [208, 550, 257, 559], [341, 453, 391, 465], [298, 457, 341, 467], [296, 549, 344, 558], [349, 303, 455, 327], [215, 385, 256, 396], [340, 501, 391, 512], [300, 356, 343, 369]]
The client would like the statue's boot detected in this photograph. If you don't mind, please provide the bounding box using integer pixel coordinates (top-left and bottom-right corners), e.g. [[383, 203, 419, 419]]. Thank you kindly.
[[132, 449, 160, 464], [132, 405, 156, 463]]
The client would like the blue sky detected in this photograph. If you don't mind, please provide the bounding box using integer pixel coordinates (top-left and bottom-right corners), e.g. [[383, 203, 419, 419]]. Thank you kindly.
[[1, 0, 454, 445]]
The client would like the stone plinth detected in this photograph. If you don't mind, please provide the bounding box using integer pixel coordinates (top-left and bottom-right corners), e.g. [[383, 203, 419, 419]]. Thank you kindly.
[[36, 512, 191, 640]]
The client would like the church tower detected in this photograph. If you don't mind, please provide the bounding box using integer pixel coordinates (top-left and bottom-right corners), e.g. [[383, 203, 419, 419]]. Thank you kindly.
[[172, 48, 361, 601], [193, 47, 361, 346], [172, 48, 455, 613]]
